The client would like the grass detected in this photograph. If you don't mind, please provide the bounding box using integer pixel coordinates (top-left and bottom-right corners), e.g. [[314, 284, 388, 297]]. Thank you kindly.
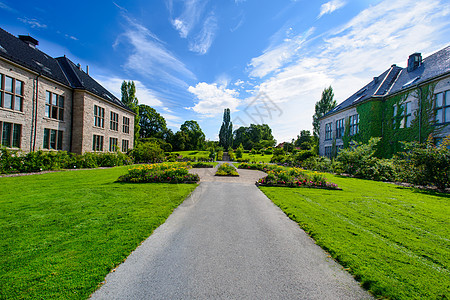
[[241, 153, 273, 163], [0, 166, 197, 299], [260, 173, 450, 299], [172, 150, 210, 160]]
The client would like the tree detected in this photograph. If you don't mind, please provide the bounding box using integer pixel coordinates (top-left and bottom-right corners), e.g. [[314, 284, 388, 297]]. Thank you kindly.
[[139, 104, 167, 139], [232, 124, 275, 150], [295, 130, 314, 150], [121, 81, 140, 144], [180, 120, 206, 150], [219, 108, 233, 149], [313, 86, 337, 138]]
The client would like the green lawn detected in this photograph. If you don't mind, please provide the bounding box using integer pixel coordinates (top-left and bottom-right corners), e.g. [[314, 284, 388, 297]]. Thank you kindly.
[[241, 153, 273, 163], [0, 167, 197, 299], [260, 174, 450, 299], [172, 150, 210, 160]]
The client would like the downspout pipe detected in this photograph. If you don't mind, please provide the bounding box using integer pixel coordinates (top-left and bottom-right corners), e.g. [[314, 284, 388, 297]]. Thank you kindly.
[[32, 74, 41, 152], [418, 86, 423, 144]]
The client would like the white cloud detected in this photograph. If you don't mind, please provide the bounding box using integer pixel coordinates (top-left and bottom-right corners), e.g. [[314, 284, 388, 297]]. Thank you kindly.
[[318, 0, 346, 19], [188, 13, 218, 54], [246, 0, 450, 142], [169, 0, 208, 38], [187, 82, 241, 117], [114, 16, 196, 86], [249, 27, 315, 78], [18, 17, 47, 29]]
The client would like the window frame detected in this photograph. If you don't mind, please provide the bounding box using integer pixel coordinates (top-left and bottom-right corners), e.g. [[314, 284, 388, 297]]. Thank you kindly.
[[45, 91, 64, 121], [110, 111, 119, 131], [349, 114, 359, 136], [94, 105, 105, 128], [123, 116, 130, 133], [336, 118, 345, 139], [43, 128, 63, 150], [0, 74, 24, 112], [0, 121, 21, 148], [109, 137, 118, 152], [324, 122, 332, 140], [122, 139, 129, 152], [435, 91, 450, 124], [92, 134, 104, 151]]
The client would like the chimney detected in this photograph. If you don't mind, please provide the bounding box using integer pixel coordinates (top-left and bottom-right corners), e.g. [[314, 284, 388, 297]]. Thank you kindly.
[[407, 53, 422, 72], [86, 65, 89, 75], [373, 76, 379, 84], [77, 63, 82, 70], [18, 35, 39, 48]]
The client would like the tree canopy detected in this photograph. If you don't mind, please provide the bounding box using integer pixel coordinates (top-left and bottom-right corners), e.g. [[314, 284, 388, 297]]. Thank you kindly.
[[121, 81, 140, 143], [139, 104, 167, 139], [233, 124, 275, 150], [219, 108, 233, 149], [173, 120, 206, 151], [313, 86, 337, 138], [295, 130, 314, 150]]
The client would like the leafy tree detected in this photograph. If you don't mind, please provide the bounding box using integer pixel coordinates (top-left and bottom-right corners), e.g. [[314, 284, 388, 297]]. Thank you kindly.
[[233, 124, 275, 150], [219, 108, 233, 149], [121, 81, 140, 144], [295, 130, 314, 150], [139, 104, 167, 139], [179, 120, 206, 150], [313, 86, 337, 138]]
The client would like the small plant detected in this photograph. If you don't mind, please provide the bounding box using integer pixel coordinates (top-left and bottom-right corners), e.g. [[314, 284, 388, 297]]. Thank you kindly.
[[215, 163, 239, 176]]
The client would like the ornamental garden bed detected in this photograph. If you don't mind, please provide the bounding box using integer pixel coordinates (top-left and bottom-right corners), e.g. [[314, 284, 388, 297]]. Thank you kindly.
[[215, 163, 239, 176], [238, 162, 340, 190], [117, 162, 200, 183]]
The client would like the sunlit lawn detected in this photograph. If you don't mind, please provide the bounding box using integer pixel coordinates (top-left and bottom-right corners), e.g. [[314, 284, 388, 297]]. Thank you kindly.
[[0, 166, 196, 299]]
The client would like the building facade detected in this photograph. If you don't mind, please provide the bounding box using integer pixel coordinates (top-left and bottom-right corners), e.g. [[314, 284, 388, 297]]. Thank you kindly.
[[319, 46, 450, 158], [0, 28, 134, 154]]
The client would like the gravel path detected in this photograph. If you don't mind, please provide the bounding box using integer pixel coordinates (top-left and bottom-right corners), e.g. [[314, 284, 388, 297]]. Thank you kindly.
[[91, 166, 372, 299]]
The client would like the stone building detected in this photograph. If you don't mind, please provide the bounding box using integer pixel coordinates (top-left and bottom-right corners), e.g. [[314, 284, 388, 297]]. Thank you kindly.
[[0, 27, 135, 154], [319, 46, 450, 158]]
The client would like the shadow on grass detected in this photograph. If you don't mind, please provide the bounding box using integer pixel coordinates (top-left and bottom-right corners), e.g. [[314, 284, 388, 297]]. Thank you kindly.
[[395, 186, 450, 198]]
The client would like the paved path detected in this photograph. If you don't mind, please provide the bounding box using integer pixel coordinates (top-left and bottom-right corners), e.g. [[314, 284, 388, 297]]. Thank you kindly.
[[91, 165, 372, 299]]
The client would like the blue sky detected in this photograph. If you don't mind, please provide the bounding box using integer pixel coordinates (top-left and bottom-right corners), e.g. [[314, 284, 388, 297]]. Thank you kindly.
[[1, 0, 449, 143]]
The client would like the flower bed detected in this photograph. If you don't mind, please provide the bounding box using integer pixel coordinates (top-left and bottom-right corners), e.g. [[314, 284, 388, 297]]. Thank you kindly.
[[117, 162, 200, 183], [215, 163, 239, 176], [239, 163, 340, 190], [190, 162, 214, 168]]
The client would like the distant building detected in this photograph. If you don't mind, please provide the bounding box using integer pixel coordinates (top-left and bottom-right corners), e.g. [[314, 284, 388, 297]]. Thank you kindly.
[[0, 28, 135, 154], [319, 46, 450, 158]]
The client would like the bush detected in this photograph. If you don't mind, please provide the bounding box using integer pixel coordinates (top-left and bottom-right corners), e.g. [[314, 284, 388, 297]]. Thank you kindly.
[[117, 162, 200, 183], [215, 163, 239, 176], [235, 144, 244, 159], [217, 150, 223, 161], [293, 150, 316, 164], [264, 147, 273, 155], [130, 142, 164, 163], [302, 156, 333, 172], [273, 148, 285, 156], [394, 135, 450, 189]]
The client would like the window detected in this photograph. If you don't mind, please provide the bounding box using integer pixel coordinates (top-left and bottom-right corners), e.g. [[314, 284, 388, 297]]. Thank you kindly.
[[336, 118, 345, 138], [0, 121, 21, 148], [435, 91, 450, 124], [93, 135, 104, 151], [324, 122, 332, 140], [94, 105, 105, 128], [0, 74, 23, 111], [110, 112, 119, 131], [109, 137, 118, 152], [45, 91, 64, 121], [123, 116, 130, 133], [324, 146, 332, 158], [43, 128, 63, 150], [394, 102, 412, 128], [122, 139, 129, 152], [349, 114, 359, 136]]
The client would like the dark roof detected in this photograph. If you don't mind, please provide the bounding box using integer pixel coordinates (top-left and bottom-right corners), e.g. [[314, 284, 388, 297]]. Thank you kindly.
[[389, 45, 450, 94], [0, 27, 133, 113], [0, 27, 70, 86], [56, 57, 133, 112], [323, 65, 402, 118], [321, 45, 450, 119]]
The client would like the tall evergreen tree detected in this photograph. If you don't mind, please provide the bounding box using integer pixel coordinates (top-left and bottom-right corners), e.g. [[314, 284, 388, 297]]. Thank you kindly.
[[313, 86, 337, 138], [121, 81, 140, 144], [219, 108, 233, 149]]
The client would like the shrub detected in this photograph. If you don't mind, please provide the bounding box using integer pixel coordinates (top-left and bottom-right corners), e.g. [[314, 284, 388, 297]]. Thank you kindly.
[[302, 156, 332, 172], [215, 163, 239, 176], [235, 144, 244, 159], [118, 162, 199, 183], [217, 150, 223, 161], [264, 147, 273, 155], [273, 148, 285, 156], [190, 162, 213, 168], [293, 150, 316, 164], [394, 135, 450, 189], [130, 142, 164, 163]]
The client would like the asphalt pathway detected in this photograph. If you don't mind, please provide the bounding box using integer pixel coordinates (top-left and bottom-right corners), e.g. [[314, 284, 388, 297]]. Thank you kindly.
[[91, 165, 372, 299]]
